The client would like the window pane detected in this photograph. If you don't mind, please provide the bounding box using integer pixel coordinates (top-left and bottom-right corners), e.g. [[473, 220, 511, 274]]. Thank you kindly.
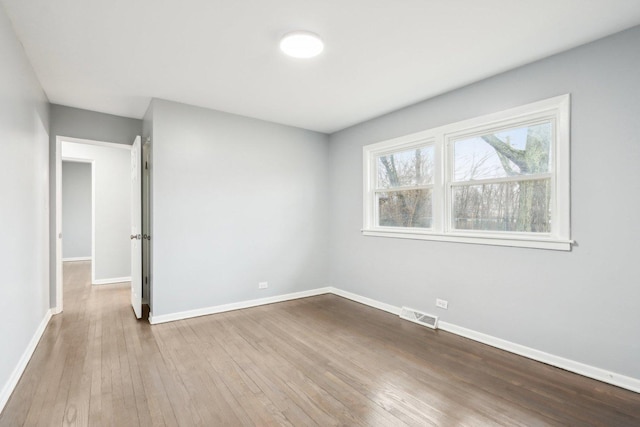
[[452, 179, 551, 232], [377, 189, 432, 228], [453, 122, 552, 181], [377, 146, 434, 188]]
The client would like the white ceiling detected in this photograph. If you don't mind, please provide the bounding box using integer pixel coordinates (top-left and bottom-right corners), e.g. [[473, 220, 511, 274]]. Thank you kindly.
[[2, 0, 640, 133]]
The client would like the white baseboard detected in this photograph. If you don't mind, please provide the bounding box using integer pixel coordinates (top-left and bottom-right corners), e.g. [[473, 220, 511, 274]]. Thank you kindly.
[[92, 276, 131, 285], [330, 288, 640, 394], [62, 257, 91, 262], [0, 309, 52, 413], [437, 321, 640, 394], [328, 287, 401, 315], [149, 287, 332, 324]]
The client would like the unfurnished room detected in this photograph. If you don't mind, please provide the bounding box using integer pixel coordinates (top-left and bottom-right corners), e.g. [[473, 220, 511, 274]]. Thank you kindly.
[[1, 1, 639, 426]]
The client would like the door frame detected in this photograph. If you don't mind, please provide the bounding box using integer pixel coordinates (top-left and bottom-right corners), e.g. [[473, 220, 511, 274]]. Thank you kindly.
[[54, 136, 133, 314]]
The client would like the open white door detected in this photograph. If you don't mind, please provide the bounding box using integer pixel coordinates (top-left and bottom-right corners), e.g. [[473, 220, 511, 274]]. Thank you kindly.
[[130, 136, 142, 319]]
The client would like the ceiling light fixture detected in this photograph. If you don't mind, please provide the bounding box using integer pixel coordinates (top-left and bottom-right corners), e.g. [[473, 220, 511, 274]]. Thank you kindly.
[[279, 31, 324, 59]]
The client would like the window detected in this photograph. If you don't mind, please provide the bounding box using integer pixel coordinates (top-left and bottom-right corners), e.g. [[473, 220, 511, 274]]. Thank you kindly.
[[363, 95, 571, 250], [376, 145, 434, 228]]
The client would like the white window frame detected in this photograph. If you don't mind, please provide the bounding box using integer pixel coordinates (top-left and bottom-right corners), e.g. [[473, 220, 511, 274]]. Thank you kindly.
[[372, 140, 436, 229], [363, 94, 572, 251]]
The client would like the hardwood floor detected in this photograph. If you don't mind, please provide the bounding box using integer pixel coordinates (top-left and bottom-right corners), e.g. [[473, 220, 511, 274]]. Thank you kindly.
[[1, 261, 639, 426]]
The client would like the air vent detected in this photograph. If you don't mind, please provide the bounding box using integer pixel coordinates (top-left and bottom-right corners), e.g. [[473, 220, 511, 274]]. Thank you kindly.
[[399, 306, 438, 329]]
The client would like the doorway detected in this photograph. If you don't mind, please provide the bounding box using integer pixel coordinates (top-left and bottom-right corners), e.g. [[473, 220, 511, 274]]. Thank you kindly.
[[55, 136, 141, 317]]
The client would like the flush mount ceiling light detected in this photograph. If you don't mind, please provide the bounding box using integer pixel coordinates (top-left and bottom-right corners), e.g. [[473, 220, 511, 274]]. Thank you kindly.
[[279, 31, 324, 59]]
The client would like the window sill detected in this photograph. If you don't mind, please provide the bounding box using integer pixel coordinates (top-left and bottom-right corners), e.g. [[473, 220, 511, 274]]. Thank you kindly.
[[361, 229, 573, 251]]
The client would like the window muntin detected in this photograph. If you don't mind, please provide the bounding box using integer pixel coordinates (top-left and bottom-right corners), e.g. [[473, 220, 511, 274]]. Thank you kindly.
[[362, 95, 571, 250]]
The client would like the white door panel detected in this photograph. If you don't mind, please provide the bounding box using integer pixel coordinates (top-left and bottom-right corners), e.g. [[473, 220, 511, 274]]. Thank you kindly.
[[130, 136, 142, 319]]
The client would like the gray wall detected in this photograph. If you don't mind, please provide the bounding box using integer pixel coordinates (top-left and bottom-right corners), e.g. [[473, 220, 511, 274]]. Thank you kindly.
[[50, 104, 142, 146], [328, 26, 640, 379], [62, 161, 92, 259], [49, 105, 142, 302], [62, 142, 131, 281], [0, 6, 50, 409], [149, 99, 330, 316]]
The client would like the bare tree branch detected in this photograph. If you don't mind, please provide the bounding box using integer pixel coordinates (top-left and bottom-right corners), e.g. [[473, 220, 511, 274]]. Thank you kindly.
[[481, 135, 528, 172]]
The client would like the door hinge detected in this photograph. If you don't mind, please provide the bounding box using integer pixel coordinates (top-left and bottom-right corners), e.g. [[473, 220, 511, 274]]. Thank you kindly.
[[145, 276, 148, 285], [145, 161, 148, 170]]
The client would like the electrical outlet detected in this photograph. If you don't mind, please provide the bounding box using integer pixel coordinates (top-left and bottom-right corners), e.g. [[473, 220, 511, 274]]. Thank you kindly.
[[436, 298, 448, 309], [258, 281, 268, 289]]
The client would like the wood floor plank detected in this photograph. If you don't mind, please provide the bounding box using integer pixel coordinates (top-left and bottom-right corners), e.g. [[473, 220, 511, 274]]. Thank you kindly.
[[1, 261, 639, 426]]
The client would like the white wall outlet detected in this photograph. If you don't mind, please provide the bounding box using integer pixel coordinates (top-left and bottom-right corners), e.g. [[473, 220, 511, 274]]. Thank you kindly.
[[436, 298, 448, 309], [258, 281, 268, 289]]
